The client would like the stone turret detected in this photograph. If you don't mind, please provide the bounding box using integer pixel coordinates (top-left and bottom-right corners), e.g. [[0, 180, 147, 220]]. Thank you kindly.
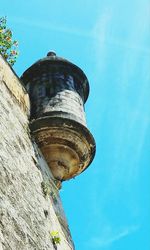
[[21, 52, 96, 182]]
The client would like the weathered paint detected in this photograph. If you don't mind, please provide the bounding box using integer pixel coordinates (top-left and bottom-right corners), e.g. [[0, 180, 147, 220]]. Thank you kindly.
[[21, 53, 96, 181]]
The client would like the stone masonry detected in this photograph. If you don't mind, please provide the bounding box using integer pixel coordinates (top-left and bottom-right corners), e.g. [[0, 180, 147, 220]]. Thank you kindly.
[[21, 52, 96, 182], [0, 55, 74, 250]]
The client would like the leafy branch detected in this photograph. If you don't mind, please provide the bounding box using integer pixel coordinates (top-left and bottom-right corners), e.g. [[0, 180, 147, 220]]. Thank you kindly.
[[50, 231, 61, 245], [0, 16, 19, 66]]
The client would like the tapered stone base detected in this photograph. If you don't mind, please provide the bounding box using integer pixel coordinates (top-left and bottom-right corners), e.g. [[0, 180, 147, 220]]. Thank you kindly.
[[30, 116, 96, 181]]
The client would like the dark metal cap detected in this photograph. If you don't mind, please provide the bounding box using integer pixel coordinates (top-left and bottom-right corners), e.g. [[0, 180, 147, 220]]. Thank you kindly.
[[47, 51, 56, 56]]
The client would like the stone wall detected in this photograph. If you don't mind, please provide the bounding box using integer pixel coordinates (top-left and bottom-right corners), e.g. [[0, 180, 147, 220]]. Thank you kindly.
[[0, 55, 74, 250]]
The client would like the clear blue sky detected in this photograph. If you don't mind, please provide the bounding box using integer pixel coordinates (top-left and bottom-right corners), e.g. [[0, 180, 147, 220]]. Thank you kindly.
[[1, 1, 150, 249]]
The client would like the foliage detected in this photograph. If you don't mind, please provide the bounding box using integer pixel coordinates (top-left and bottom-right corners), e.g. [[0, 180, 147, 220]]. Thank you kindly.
[[41, 181, 51, 198], [0, 16, 19, 66], [50, 190, 58, 204], [50, 231, 61, 245], [41, 181, 58, 203]]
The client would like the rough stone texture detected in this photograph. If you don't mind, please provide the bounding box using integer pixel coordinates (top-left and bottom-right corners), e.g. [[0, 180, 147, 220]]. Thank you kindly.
[[0, 55, 29, 116], [0, 55, 74, 250], [20, 55, 95, 182]]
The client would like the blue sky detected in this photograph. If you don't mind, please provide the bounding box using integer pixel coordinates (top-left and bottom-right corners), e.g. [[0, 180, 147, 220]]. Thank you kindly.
[[1, 0, 150, 249]]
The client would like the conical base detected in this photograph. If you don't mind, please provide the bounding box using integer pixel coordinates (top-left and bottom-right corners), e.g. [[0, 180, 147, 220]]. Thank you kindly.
[[30, 116, 96, 181]]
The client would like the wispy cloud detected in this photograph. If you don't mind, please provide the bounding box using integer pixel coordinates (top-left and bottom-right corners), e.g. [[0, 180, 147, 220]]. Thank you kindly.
[[87, 224, 140, 248], [85, 1, 150, 245], [92, 0, 150, 77], [91, 0, 150, 181], [9, 16, 92, 38], [92, 8, 112, 73]]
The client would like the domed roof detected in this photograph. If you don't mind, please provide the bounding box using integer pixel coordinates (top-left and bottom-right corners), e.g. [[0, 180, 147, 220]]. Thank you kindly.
[[21, 51, 90, 102]]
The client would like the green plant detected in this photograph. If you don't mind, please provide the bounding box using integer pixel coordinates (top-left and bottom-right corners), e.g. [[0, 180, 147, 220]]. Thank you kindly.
[[50, 231, 61, 245], [50, 191, 58, 204], [41, 181, 51, 198], [41, 181, 58, 203], [0, 16, 19, 66]]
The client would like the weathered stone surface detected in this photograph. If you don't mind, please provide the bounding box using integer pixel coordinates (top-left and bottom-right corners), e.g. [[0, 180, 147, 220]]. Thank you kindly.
[[31, 118, 95, 181], [21, 53, 96, 182], [0, 56, 74, 250], [0, 55, 30, 116]]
